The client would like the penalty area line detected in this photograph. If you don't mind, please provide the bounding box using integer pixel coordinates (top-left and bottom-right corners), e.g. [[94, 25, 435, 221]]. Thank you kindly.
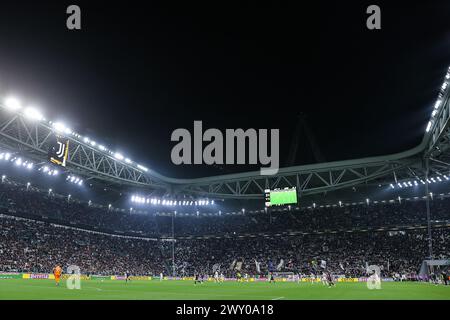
[[271, 296, 284, 300]]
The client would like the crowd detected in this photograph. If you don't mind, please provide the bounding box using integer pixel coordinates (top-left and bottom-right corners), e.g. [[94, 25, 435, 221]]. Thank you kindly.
[[0, 181, 449, 278], [1, 182, 450, 238]]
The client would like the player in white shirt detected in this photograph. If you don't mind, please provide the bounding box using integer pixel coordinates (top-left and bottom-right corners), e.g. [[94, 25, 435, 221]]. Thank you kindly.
[[321, 272, 328, 286], [160, 272, 163, 281], [214, 271, 219, 283]]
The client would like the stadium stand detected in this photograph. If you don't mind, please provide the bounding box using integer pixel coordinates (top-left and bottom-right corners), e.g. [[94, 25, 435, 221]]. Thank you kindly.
[[0, 180, 449, 278]]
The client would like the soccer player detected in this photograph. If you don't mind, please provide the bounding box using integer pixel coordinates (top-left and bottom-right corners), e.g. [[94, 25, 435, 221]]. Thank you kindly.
[[214, 271, 219, 283], [53, 265, 62, 287], [326, 271, 335, 287], [268, 272, 275, 284], [310, 273, 316, 284], [441, 270, 448, 285], [236, 272, 242, 282], [220, 273, 225, 282], [194, 273, 200, 285], [244, 273, 249, 282], [125, 271, 131, 283], [321, 272, 328, 286], [296, 273, 302, 284], [160, 272, 163, 281]]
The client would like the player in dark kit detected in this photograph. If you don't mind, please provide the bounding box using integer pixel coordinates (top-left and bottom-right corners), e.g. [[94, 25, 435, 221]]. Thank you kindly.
[[326, 271, 335, 287], [194, 273, 201, 285], [125, 272, 131, 283], [442, 271, 448, 285], [269, 272, 275, 284]]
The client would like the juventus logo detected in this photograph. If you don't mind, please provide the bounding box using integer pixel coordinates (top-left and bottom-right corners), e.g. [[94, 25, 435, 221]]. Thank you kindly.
[[49, 136, 69, 167], [56, 141, 66, 158]]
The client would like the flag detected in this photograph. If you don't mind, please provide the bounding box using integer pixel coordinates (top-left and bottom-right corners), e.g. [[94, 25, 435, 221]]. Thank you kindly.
[[276, 259, 284, 271], [255, 260, 261, 273], [48, 135, 69, 167]]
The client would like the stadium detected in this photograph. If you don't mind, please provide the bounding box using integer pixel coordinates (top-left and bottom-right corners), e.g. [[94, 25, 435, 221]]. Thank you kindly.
[[0, 2, 449, 304]]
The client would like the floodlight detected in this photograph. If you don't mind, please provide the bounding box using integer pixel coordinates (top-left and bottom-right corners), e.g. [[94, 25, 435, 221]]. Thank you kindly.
[[98, 145, 106, 151], [435, 100, 441, 109], [5, 153, 11, 160], [125, 158, 131, 164], [137, 164, 148, 172], [426, 121, 432, 132], [53, 122, 66, 132], [4, 97, 22, 111], [24, 107, 44, 121], [114, 153, 124, 160]]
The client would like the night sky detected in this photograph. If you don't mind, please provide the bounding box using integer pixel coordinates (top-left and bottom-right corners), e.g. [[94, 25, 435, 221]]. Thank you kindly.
[[0, 1, 449, 179]]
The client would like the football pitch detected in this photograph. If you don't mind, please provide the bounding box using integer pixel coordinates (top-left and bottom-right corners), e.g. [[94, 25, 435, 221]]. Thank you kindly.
[[0, 279, 449, 300]]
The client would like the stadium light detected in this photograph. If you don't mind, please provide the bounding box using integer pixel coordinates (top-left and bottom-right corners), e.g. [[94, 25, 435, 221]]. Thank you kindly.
[[24, 107, 44, 121], [137, 164, 148, 172], [1, 175, 5, 182], [53, 122, 66, 132], [114, 153, 124, 160], [4, 97, 22, 111], [125, 158, 131, 164]]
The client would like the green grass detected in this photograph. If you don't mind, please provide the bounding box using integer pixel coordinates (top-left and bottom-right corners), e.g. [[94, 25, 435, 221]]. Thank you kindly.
[[0, 279, 449, 300]]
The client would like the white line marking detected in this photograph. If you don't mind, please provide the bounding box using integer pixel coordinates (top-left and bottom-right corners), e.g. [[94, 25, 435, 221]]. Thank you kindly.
[[272, 296, 284, 300]]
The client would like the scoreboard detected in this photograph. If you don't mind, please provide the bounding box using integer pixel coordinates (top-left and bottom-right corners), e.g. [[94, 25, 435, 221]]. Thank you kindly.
[[264, 187, 297, 207]]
